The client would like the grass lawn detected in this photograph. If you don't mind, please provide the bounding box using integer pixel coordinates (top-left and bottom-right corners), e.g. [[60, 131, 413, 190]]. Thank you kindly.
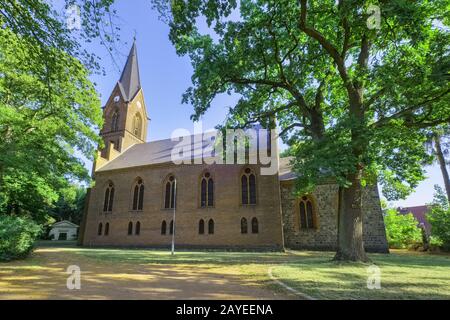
[[69, 247, 450, 300], [271, 250, 450, 299], [1, 245, 449, 300]]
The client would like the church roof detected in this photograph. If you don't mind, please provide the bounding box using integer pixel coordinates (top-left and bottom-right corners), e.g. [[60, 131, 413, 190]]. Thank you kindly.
[[97, 136, 296, 182], [118, 41, 141, 102]]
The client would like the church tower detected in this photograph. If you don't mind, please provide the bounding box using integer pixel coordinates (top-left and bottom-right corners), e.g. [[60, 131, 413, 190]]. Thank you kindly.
[[98, 41, 148, 161]]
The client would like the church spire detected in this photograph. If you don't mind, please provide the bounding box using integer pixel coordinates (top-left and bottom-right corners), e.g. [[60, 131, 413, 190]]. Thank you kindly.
[[118, 40, 141, 102]]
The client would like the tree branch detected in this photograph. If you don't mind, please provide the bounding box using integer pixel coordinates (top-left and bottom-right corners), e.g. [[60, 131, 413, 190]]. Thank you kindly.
[[372, 88, 450, 128], [298, 0, 353, 93]]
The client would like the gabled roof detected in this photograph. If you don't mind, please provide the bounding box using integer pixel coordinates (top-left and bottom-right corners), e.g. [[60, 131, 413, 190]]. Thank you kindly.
[[51, 220, 79, 228], [118, 41, 141, 102], [96, 132, 278, 173]]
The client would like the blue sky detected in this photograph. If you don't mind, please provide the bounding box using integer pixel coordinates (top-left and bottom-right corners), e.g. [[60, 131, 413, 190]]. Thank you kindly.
[[78, 0, 444, 208]]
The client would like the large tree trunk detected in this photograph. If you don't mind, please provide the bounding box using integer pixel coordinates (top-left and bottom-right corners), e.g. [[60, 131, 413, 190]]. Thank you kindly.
[[434, 135, 450, 202], [334, 171, 369, 262]]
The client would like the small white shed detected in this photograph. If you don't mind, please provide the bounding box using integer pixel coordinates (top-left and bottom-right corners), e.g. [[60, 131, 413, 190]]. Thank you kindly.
[[49, 221, 79, 241]]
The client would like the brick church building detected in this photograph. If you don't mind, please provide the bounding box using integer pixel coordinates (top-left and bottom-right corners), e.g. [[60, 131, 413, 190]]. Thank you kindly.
[[79, 43, 389, 253]]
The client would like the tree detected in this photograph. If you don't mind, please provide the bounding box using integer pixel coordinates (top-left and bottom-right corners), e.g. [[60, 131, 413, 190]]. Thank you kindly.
[[0, 1, 119, 222], [154, 0, 450, 261], [427, 185, 450, 249], [49, 185, 87, 225], [426, 127, 450, 202]]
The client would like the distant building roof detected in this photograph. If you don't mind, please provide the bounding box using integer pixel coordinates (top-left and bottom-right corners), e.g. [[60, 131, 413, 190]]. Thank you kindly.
[[51, 221, 79, 228], [398, 205, 431, 233]]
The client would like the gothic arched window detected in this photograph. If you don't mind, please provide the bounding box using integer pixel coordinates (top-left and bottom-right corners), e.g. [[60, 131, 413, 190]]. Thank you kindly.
[[208, 219, 214, 235], [98, 223, 103, 236], [200, 172, 214, 207], [199, 219, 205, 235], [298, 196, 317, 230], [132, 178, 145, 211], [241, 218, 248, 234], [133, 113, 142, 138], [241, 168, 256, 205], [164, 175, 177, 209], [103, 182, 115, 212], [135, 221, 141, 235], [111, 111, 120, 132], [161, 221, 167, 235], [104, 223, 110, 236], [127, 222, 133, 235], [251, 217, 259, 234]]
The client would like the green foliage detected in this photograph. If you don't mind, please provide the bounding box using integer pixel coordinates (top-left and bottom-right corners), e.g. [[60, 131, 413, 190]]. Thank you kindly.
[[0, 1, 118, 222], [154, 0, 450, 198], [384, 208, 422, 249], [0, 214, 42, 261], [49, 185, 87, 225], [427, 186, 450, 249], [0, 0, 120, 73], [0, 27, 101, 222]]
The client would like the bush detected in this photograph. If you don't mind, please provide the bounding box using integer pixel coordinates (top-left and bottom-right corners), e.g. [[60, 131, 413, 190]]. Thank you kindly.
[[0, 215, 42, 261], [384, 208, 422, 249]]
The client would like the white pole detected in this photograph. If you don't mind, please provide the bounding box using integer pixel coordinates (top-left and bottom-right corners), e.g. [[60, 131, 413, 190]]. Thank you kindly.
[[171, 179, 177, 255]]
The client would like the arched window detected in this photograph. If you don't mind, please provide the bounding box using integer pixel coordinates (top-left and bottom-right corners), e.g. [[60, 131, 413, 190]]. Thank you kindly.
[[200, 172, 214, 207], [98, 223, 103, 236], [164, 175, 177, 209], [128, 222, 133, 235], [241, 168, 256, 205], [135, 221, 141, 235], [132, 178, 145, 211], [133, 113, 142, 138], [199, 219, 205, 235], [251, 217, 259, 234], [103, 182, 115, 212], [169, 220, 174, 235], [208, 219, 214, 235], [241, 218, 248, 234], [111, 111, 120, 132], [104, 223, 110, 236], [161, 221, 167, 235], [298, 196, 317, 229]]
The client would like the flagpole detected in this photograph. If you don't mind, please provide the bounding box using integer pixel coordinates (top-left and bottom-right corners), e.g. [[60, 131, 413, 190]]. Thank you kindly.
[[171, 178, 177, 255]]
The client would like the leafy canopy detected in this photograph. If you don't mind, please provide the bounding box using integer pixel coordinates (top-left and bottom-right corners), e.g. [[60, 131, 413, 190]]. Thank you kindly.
[[155, 0, 450, 199], [0, 0, 118, 221]]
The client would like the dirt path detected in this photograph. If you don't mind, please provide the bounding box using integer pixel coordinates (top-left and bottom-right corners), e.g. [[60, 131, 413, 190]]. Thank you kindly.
[[0, 248, 296, 300]]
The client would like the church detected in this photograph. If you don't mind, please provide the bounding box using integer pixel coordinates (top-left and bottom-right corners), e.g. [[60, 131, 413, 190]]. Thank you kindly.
[[79, 43, 389, 253]]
